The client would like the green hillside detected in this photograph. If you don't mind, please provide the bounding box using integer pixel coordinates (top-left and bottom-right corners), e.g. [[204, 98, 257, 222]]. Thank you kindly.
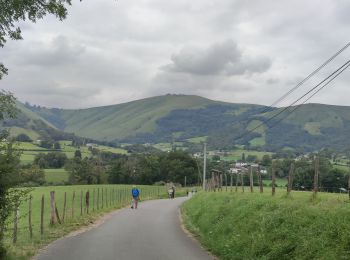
[[28, 94, 252, 141], [17, 95, 350, 152]]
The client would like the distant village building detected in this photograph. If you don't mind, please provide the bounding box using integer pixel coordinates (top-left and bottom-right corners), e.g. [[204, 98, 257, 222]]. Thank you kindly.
[[86, 143, 98, 148], [235, 162, 248, 168]]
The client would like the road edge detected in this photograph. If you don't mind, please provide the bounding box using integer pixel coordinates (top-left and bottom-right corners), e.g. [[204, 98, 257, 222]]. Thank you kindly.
[[178, 200, 217, 260]]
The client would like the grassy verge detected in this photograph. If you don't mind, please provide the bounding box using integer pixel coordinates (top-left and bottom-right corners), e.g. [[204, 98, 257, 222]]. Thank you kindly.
[[182, 189, 350, 259], [5, 184, 168, 260]]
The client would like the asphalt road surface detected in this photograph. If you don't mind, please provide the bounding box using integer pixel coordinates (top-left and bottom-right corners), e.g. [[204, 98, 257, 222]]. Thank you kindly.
[[35, 197, 212, 260]]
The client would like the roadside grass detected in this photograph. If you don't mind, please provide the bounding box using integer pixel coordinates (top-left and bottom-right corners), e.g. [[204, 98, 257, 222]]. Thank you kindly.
[[182, 189, 350, 260], [5, 184, 169, 260]]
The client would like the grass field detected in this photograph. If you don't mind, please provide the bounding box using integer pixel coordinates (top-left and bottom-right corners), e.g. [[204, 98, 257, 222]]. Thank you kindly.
[[183, 189, 350, 259], [44, 169, 69, 184], [221, 149, 273, 161], [5, 184, 171, 260], [15, 140, 127, 164], [187, 136, 208, 144]]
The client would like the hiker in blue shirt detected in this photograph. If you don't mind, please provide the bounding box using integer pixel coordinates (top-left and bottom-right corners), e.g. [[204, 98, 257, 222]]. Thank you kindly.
[[131, 185, 140, 209]]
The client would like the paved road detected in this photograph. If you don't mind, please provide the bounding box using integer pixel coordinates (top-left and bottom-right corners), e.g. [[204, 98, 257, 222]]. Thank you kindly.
[[35, 197, 212, 260]]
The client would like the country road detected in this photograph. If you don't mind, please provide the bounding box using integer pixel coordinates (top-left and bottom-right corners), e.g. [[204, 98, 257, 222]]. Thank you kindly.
[[35, 197, 212, 260]]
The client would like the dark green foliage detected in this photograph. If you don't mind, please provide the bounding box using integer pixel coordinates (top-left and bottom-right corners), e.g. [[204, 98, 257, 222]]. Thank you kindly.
[[107, 151, 199, 186], [15, 133, 31, 142], [66, 157, 107, 185], [74, 149, 82, 159], [20, 165, 45, 186], [34, 152, 67, 168]]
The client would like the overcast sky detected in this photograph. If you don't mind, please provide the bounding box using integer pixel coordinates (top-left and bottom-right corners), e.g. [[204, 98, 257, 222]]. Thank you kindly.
[[0, 0, 350, 108]]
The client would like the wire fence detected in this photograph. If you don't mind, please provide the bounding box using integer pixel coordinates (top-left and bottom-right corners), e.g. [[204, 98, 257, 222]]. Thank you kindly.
[[6, 184, 167, 245]]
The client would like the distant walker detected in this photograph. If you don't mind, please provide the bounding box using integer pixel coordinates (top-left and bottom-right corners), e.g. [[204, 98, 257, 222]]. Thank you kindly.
[[131, 186, 140, 209]]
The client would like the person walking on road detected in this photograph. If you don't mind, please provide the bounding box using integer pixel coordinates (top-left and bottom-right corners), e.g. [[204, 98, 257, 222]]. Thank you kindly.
[[131, 185, 140, 209], [171, 185, 175, 199]]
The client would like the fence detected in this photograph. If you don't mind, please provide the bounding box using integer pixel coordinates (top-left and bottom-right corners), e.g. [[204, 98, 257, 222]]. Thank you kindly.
[[7, 184, 167, 246]]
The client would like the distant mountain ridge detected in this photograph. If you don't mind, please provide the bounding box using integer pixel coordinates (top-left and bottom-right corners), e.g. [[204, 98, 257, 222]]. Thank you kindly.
[[9, 94, 350, 152]]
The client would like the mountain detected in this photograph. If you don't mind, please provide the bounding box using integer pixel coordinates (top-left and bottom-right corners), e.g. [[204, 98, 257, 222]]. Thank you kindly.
[[11, 94, 350, 152]]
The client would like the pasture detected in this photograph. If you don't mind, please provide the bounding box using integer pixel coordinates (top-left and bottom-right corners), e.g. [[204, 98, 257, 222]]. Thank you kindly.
[[183, 189, 350, 259]]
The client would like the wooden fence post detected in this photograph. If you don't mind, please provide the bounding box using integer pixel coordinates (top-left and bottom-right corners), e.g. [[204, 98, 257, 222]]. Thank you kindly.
[[102, 188, 104, 209], [225, 174, 228, 192], [287, 163, 295, 195], [249, 166, 254, 193], [13, 206, 19, 244], [72, 191, 75, 218], [258, 165, 263, 193], [235, 173, 238, 192], [80, 190, 83, 216], [272, 162, 276, 196], [93, 189, 95, 211], [62, 192, 67, 223], [50, 191, 58, 225], [230, 173, 233, 192], [29, 195, 33, 239], [86, 191, 90, 214], [313, 156, 319, 198], [40, 195, 44, 237], [241, 173, 244, 192], [97, 188, 100, 210]]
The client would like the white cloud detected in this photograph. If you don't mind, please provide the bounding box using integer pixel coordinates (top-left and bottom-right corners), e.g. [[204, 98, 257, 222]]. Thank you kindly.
[[0, 0, 349, 108]]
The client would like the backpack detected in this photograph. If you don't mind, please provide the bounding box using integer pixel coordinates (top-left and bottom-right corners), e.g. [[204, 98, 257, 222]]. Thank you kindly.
[[132, 188, 139, 197]]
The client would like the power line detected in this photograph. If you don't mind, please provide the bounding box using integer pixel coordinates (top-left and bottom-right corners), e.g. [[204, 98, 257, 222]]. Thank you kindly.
[[268, 60, 350, 130], [259, 41, 350, 114], [235, 59, 350, 141]]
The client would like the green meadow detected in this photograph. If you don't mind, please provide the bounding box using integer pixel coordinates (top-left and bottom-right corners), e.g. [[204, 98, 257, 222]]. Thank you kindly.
[[183, 189, 350, 259]]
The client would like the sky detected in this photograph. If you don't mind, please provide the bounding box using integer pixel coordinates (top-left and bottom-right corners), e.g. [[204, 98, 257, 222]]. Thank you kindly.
[[0, 0, 350, 109]]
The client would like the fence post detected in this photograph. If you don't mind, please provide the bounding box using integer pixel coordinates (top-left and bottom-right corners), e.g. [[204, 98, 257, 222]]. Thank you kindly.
[[40, 195, 44, 237], [13, 206, 19, 244], [62, 192, 67, 223], [313, 156, 319, 198], [287, 163, 295, 195], [29, 195, 33, 239], [80, 190, 83, 216], [241, 173, 244, 192], [249, 166, 254, 193], [235, 173, 238, 192], [258, 165, 263, 193], [272, 162, 276, 196], [93, 189, 95, 211], [72, 191, 75, 218], [86, 191, 90, 214], [102, 188, 104, 209], [97, 188, 100, 210], [50, 191, 58, 225]]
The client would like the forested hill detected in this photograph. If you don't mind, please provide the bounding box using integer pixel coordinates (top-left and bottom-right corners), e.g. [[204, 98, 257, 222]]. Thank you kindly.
[[12, 94, 350, 152]]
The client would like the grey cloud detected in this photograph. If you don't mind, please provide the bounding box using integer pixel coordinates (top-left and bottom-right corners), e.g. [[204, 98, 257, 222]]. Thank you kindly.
[[0, 0, 350, 108], [162, 40, 271, 76]]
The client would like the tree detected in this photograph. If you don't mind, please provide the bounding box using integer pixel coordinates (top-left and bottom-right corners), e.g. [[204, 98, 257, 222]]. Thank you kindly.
[[74, 149, 82, 159], [20, 165, 45, 186], [53, 141, 61, 150], [0, 91, 22, 257], [15, 133, 32, 142], [0, 0, 72, 79]]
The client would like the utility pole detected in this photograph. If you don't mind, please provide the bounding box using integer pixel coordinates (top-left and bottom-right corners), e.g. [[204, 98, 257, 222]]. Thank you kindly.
[[202, 143, 207, 191]]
